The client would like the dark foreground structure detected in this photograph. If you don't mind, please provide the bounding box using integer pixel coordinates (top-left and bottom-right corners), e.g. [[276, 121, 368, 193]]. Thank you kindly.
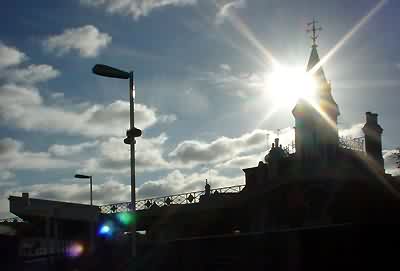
[[3, 32, 400, 270]]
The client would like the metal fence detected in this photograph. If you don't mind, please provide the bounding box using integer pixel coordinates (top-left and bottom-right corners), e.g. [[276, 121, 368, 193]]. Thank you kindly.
[[339, 136, 365, 152], [0, 217, 24, 223], [282, 137, 365, 154], [100, 184, 245, 214]]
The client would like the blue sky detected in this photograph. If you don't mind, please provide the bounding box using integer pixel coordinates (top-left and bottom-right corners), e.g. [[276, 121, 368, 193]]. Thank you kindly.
[[1, 0, 399, 217]]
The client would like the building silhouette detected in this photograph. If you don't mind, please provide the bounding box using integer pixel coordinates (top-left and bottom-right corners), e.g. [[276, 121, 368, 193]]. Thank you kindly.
[[129, 32, 398, 240], [3, 26, 400, 270]]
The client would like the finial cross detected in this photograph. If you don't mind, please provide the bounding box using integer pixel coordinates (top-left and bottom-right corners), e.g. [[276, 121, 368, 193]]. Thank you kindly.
[[307, 19, 322, 47]]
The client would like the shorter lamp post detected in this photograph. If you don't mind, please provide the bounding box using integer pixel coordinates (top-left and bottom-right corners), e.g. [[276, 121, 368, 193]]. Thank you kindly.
[[74, 174, 93, 206], [74, 174, 94, 254]]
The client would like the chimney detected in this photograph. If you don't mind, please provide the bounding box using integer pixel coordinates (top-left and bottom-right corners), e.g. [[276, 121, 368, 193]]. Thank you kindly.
[[362, 112, 384, 170], [366, 111, 378, 125], [22, 192, 30, 206]]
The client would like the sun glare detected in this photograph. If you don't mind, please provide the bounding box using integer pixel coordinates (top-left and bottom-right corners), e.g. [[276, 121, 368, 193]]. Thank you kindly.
[[265, 67, 316, 107]]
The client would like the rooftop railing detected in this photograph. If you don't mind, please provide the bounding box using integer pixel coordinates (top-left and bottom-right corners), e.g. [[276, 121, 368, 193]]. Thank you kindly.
[[100, 184, 245, 214], [339, 136, 365, 152], [0, 217, 24, 223]]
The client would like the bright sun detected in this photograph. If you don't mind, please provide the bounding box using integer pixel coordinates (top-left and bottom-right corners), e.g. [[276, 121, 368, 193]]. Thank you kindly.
[[265, 66, 317, 106]]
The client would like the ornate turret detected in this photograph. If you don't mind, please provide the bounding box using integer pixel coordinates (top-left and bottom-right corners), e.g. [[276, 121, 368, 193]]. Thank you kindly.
[[265, 138, 287, 178], [292, 20, 340, 166]]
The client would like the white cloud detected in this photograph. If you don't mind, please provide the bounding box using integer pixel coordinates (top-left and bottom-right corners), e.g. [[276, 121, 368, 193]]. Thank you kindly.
[[1, 168, 243, 213], [175, 88, 210, 116], [169, 128, 293, 167], [4, 179, 131, 206], [0, 168, 243, 218], [0, 42, 26, 69], [383, 149, 400, 176], [216, 151, 265, 169], [219, 63, 231, 72], [1, 64, 60, 84], [82, 133, 170, 174], [48, 141, 98, 157], [0, 84, 175, 138], [136, 169, 243, 199], [339, 123, 364, 138], [0, 171, 15, 181], [43, 25, 111, 58], [0, 138, 76, 171], [0, 84, 42, 108], [50, 92, 64, 99], [80, 0, 197, 20], [215, 0, 246, 25], [158, 114, 177, 123], [79, 127, 292, 174], [0, 41, 59, 85], [197, 68, 264, 97]]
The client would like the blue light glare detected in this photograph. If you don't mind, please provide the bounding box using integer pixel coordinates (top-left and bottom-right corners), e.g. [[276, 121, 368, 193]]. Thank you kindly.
[[98, 222, 114, 237], [100, 225, 110, 234]]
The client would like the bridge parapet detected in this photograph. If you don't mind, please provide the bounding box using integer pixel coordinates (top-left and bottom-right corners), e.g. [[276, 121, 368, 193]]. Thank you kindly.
[[100, 184, 245, 214]]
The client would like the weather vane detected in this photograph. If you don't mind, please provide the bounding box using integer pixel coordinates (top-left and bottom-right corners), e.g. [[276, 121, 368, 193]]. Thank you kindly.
[[307, 19, 322, 47]]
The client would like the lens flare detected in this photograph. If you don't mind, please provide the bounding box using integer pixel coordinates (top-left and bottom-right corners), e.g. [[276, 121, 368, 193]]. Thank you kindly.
[[98, 222, 114, 237], [116, 212, 135, 226], [66, 242, 84, 257]]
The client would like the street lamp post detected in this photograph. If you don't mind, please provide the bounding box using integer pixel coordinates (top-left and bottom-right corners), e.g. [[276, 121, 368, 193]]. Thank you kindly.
[[74, 174, 93, 205], [92, 64, 141, 259], [74, 174, 94, 254]]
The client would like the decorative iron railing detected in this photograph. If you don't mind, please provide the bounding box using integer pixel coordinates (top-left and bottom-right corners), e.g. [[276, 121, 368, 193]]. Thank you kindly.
[[0, 217, 24, 223], [100, 184, 245, 214], [283, 137, 365, 154], [339, 136, 364, 152], [283, 141, 296, 155]]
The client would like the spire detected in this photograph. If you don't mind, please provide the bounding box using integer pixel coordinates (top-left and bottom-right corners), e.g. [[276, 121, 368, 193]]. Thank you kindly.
[[306, 20, 326, 83], [307, 19, 322, 48]]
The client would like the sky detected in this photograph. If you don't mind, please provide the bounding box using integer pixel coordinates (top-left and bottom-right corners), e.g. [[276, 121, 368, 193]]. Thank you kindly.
[[0, 0, 399, 217]]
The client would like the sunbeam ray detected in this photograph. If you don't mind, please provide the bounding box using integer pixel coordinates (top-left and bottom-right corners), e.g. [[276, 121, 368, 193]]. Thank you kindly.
[[309, 0, 387, 76], [213, 1, 280, 67]]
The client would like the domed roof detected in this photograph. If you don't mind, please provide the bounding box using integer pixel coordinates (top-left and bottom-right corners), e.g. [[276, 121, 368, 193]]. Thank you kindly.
[[265, 138, 287, 164]]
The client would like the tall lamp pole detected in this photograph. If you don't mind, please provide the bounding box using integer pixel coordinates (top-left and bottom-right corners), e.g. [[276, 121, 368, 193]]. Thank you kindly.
[[74, 174, 93, 205], [92, 64, 142, 259]]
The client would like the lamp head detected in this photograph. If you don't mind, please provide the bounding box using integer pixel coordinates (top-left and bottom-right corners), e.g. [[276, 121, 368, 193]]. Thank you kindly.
[[75, 174, 91, 179], [92, 64, 130, 79]]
